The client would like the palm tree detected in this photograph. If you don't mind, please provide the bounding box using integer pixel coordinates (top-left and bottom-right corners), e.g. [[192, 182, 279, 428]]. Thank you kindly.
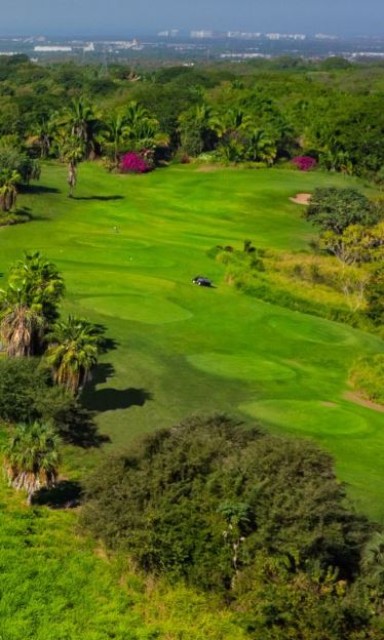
[[362, 533, 384, 586], [246, 128, 277, 165], [32, 115, 57, 159], [178, 104, 217, 156], [58, 136, 85, 197], [46, 315, 100, 395], [212, 108, 253, 140], [9, 251, 65, 324], [102, 111, 128, 164], [3, 421, 60, 504], [57, 98, 103, 160], [123, 101, 164, 151], [0, 252, 64, 356], [0, 286, 44, 357], [211, 108, 255, 163], [0, 169, 20, 212]]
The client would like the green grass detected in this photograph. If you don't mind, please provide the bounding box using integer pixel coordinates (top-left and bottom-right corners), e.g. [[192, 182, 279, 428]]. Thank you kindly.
[[0, 484, 246, 640], [1, 162, 384, 520]]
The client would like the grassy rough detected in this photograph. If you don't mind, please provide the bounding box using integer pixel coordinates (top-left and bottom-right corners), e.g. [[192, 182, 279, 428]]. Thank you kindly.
[[0, 483, 246, 640]]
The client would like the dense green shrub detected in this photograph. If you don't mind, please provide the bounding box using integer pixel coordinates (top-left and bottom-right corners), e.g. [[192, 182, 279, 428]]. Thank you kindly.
[[82, 415, 370, 590], [81, 414, 384, 637], [0, 357, 96, 441], [304, 188, 379, 234], [366, 266, 384, 326]]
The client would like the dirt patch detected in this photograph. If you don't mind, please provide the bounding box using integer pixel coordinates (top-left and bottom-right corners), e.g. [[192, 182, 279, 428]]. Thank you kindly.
[[321, 401, 337, 408], [344, 391, 384, 413], [289, 193, 312, 205], [197, 164, 220, 172]]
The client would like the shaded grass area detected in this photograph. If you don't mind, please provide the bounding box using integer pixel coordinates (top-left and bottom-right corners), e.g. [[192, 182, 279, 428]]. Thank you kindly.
[[0, 162, 383, 520]]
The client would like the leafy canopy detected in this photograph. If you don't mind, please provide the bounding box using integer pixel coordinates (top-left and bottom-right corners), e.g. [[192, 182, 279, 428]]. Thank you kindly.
[[305, 187, 379, 234], [82, 414, 370, 592]]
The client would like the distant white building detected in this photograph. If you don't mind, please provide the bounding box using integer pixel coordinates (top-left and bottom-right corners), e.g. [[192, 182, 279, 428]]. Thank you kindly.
[[315, 33, 338, 40], [266, 33, 306, 41], [34, 46, 72, 52], [226, 31, 262, 39], [158, 30, 179, 37], [190, 30, 213, 39]]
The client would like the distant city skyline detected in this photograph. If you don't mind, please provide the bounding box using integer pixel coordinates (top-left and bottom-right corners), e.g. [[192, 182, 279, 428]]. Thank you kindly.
[[1, 1, 383, 37]]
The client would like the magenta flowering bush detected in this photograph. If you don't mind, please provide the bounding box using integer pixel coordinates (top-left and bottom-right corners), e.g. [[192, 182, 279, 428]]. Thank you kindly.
[[291, 156, 317, 171], [120, 152, 150, 174]]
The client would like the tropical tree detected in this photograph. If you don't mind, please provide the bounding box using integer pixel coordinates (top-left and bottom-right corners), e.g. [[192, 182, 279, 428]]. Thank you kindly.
[[0, 286, 44, 357], [122, 101, 168, 154], [212, 108, 253, 139], [102, 111, 128, 164], [305, 187, 378, 234], [0, 168, 19, 212], [8, 251, 64, 324], [0, 146, 41, 186], [59, 135, 85, 197], [0, 252, 64, 356], [3, 421, 60, 504], [245, 128, 277, 164], [177, 103, 217, 156], [362, 533, 384, 587], [57, 98, 103, 159], [319, 223, 384, 265], [0, 144, 42, 213], [46, 315, 100, 395], [31, 115, 57, 158]]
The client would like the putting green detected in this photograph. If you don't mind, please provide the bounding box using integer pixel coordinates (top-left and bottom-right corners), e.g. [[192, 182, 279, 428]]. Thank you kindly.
[[240, 399, 369, 436], [267, 314, 359, 346], [79, 294, 192, 324], [187, 353, 296, 382]]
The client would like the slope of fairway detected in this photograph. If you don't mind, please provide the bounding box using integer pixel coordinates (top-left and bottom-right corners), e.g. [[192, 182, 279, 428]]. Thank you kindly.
[[1, 162, 383, 519]]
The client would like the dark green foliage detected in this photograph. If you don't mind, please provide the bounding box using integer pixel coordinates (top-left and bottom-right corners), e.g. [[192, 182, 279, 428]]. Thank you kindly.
[[82, 414, 370, 592], [304, 188, 378, 234], [235, 556, 373, 640], [0, 357, 54, 423], [0, 147, 40, 185], [0, 357, 95, 441], [320, 56, 353, 70], [366, 266, 384, 325]]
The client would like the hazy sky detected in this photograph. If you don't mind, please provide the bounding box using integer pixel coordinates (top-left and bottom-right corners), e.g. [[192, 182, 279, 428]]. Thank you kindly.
[[1, 0, 383, 36]]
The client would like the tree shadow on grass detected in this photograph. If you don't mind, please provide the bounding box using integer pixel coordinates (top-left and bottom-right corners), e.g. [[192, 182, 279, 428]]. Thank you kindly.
[[81, 362, 153, 413], [72, 195, 124, 201], [19, 184, 60, 195], [96, 334, 119, 356], [89, 362, 116, 385], [83, 387, 153, 412], [58, 409, 111, 448], [32, 480, 83, 509]]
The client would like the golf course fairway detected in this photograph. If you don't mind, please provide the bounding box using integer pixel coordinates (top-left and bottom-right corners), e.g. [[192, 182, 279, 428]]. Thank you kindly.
[[1, 161, 383, 520]]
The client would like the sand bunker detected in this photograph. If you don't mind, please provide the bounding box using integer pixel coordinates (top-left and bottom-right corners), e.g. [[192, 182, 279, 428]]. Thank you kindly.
[[289, 193, 312, 205]]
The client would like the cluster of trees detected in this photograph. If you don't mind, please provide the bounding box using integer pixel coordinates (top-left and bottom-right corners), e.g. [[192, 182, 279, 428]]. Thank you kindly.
[[305, 188, 384, 327], [1, 56, 384, 193], [0, 146, 41, 215], [0, 252, 102, 502], [216, 187, 384, 331], [82, 414, 384, 638]]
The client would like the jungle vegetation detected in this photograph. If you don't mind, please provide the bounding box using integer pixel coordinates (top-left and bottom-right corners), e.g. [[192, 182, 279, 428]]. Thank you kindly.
[[1, 55, 384, 639]]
